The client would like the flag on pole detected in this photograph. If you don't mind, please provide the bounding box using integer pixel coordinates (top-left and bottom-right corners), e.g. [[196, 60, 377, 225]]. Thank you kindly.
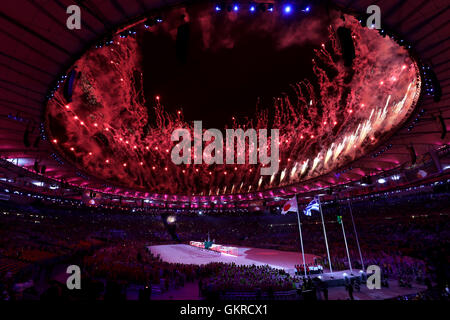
[[337, 215, 343, 224], [281, 195, 308, 277], [303, 198, 320, 216], [281, 196, 298, 214]]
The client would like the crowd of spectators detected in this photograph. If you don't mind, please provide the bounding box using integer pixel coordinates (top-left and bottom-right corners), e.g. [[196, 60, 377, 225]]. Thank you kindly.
[[199, 264, 296, 296], [0, 186, 448, 300]]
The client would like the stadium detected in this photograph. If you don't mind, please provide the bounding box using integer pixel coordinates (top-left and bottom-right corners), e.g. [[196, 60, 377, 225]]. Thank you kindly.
[[0, 0, 449, 304]]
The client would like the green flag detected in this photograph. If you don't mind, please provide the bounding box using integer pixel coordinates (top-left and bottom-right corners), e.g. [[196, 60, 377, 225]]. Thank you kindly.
[[337, 215, 342, 224]]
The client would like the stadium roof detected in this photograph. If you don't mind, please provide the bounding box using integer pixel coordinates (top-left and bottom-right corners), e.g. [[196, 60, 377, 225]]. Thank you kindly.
[[0, 0, 449, 201]]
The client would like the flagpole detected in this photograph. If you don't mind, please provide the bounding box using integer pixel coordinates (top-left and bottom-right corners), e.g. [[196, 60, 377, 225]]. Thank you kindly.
[[347, 199, 365, 271], [340, 217, 353, 274], [317, 195, 333, 273], [294, 195, 308, 277]]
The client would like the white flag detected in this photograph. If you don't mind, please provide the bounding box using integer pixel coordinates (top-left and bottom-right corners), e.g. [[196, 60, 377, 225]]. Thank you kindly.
[[281, 196, 298, 215]]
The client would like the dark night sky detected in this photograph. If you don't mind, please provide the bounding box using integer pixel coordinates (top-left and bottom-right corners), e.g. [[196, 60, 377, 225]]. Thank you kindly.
[[141, 10, 320, 129]]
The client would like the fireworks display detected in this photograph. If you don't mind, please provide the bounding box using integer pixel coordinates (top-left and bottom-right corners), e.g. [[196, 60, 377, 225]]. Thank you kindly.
[[45, 8, 420, 197]]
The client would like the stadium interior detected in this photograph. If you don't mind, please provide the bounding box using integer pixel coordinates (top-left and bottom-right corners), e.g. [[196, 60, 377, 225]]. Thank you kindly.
[[0, 0, 449, 302]]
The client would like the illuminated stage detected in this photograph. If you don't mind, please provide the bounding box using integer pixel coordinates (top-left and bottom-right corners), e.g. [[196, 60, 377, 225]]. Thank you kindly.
[[311, 269, 364, 287], [147, 244, 318, 273], [189, 241, 239, 256]]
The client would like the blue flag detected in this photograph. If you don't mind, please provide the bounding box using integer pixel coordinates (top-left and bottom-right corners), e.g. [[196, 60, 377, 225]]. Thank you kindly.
[[303, 198, 320, 216]]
